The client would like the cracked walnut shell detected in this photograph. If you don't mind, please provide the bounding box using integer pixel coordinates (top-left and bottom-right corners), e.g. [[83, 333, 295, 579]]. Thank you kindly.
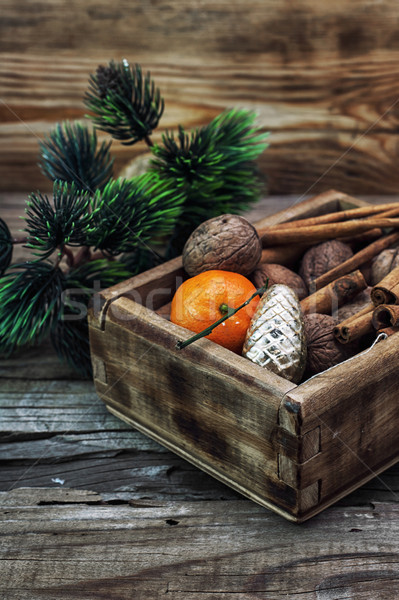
[[303, 313, 351, 376], [370, 247, 399, 286], [299, 240, 353, 289], [182, 214, 262, 277], [251, 263, 308, 300]]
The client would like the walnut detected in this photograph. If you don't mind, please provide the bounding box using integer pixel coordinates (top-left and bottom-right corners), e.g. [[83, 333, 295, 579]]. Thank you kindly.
[[251, 263, 307, 300], [303, 313, 352, 376], [299, 240, 353, 290], [370, 247, 399, 285], [182, 214, 262, 277]]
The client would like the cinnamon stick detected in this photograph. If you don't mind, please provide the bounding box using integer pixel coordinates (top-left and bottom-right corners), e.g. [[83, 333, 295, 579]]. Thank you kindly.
[[264, 202, 399, 231], [313, 231, 399, 290], [260, 244, 309, 267], [372, 304, 399, 328], [340, 229, 383, 247], [334, 304, 374, 344], [339, 208, 399, 246], [260, 218, 399, 247], [300, 270, 367, 315], [377, 326, 399, 337], [371, 264, 399, 305]]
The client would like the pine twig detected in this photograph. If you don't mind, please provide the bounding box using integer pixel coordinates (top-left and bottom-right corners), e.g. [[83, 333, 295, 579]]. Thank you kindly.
[[12, 236, 28, 244], [62, 246, 75, 268]]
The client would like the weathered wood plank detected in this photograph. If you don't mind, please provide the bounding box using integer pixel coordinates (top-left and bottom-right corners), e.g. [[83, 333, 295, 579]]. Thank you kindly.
[[0, 340, 82, 381], [1, 489, 399, 599], [2, 1, 399, 193], [3, 0, 399, 58], [1, 367, 397, 502], [0, 455, 241, 501], [1, 317, 397, 503]]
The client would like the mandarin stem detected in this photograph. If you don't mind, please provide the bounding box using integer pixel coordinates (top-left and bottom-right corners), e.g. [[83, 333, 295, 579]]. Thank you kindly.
[[176, 282, 268, 350]]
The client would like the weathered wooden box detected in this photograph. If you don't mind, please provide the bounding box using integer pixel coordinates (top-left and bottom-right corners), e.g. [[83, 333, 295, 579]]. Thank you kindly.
[[88, 190, 399, 522]]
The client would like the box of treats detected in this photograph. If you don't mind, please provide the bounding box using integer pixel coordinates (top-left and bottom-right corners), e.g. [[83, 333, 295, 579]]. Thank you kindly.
[[88, 189, 399, 522]]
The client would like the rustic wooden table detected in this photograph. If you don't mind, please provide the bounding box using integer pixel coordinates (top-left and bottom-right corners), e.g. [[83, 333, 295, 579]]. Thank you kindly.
[[1, 193, 399, 599]]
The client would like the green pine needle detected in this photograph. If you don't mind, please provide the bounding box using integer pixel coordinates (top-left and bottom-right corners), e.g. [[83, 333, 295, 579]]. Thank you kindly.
[[86, 174, 184, 256], [50, 312, 92, 377], [119, 246, 159, 275], [2, 60, 271, 377], [0, 218, 13, 276], [25, 181, 92, 258], [66, 258, 133, 291], [39, 121, 113, 192], [84, 59, 164, 145], [151, 108, 269, 232], [50, 259, 133, 377], [0, 262, 65, 355]]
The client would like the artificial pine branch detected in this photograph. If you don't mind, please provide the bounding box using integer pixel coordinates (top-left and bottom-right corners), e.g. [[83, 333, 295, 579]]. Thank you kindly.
[[0, 58, 270, 376], [86, 174, 184, 255], [39, 121, 113, 192], [0, 262, 65, 355], [50, 258, 133, 376], [119, 246, 159, 275], [84, 60, 164, 145], [25, 181, 92, 259], [66, 258, 133, 291], [151, 108, 269, 254]]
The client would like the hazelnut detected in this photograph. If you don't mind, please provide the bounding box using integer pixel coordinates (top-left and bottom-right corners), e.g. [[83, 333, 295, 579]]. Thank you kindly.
[[303, 313, 352, 376], [299, 240, 353, 290], [370, 247, 399, 285], [182, 214, 262, 277], [251, 263, 307, 300]]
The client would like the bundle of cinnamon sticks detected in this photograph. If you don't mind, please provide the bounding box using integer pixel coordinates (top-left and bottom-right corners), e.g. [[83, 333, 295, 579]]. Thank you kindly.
[[258, 198, 399, 269], [333, 265, 399, 344], [256, 192, 399, 346], [258, 202, 399, 248]]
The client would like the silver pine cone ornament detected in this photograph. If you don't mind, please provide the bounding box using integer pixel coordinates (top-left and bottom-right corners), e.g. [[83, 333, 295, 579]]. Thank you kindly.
[[243, 284, 306, 383]]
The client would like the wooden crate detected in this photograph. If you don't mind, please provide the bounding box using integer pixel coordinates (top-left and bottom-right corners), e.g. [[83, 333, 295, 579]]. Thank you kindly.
[[88, 190, 399, 522]]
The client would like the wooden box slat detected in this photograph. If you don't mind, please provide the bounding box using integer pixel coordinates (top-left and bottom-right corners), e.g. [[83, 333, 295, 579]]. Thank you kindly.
[[88, 189, 399, 521]]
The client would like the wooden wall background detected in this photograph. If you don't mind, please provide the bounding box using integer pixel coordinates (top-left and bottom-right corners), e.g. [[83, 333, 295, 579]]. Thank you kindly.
[[2, 0, 399, 195]]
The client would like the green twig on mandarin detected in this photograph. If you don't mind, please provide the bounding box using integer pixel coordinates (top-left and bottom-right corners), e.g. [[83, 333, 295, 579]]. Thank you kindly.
[[176, 281, 268, 350]]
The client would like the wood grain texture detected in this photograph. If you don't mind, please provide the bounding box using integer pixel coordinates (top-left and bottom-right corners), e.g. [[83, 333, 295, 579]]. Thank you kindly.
[[1, 335, 398, 505], [2, 194, 399, 596], [281, 331, 399, 515], [90, 297, 298, 517], [2, 489, 399, 599], [2, 1, 399, 193]]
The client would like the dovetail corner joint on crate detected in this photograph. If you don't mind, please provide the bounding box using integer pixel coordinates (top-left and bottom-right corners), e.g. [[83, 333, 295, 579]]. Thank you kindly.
[[88, 189, 399, 522]]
